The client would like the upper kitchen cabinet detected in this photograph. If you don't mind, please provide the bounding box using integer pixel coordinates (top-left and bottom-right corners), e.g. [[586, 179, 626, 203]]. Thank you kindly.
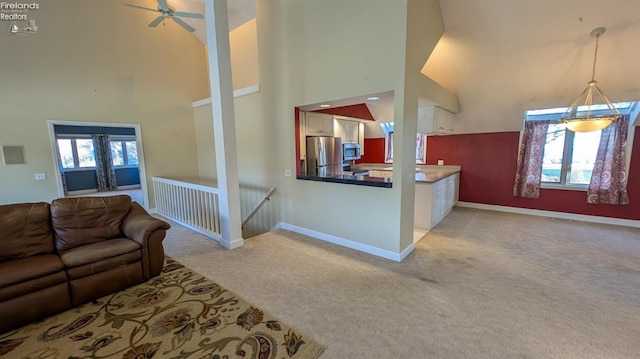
[[334, 119, 359, 143], [417, 106, 455, 134], [334, 119, 366, 155], [304, 111, 334, 136]]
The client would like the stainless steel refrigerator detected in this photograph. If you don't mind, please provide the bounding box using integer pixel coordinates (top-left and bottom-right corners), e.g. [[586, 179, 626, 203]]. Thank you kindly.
[[306, 136, 343, 177]]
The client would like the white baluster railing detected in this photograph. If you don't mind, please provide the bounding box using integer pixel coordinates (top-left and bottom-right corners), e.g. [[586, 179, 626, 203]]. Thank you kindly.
[[152, 177, 221, 240]]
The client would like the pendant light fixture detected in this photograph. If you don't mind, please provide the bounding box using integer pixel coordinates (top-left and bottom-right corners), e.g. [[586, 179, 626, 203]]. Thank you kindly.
[[560, 27, 621, 132]]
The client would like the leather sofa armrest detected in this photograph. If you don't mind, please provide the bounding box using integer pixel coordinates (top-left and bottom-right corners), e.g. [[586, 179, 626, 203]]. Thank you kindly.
[[122, 202, 171, 280]]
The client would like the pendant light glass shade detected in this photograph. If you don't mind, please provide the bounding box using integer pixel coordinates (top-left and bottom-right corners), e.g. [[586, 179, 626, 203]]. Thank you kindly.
[[560, 27, 621, 132]]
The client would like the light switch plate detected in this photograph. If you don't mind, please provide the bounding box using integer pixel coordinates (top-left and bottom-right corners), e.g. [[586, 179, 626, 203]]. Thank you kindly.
[[284, 169, 292, 177]]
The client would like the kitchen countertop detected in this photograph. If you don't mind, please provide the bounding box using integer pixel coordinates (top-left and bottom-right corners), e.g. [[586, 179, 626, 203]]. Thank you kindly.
[[354, 164, 460, 184], [297, 164, 460, 188], [414, 169, 459, 183]]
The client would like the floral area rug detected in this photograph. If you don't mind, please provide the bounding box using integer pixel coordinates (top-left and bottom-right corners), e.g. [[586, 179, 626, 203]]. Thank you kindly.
[[0, 258, 324, 359]]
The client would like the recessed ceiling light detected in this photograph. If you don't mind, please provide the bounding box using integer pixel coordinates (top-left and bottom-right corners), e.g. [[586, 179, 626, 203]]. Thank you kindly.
[[319, 104, 331, 108], [367, 96, 380, 101]]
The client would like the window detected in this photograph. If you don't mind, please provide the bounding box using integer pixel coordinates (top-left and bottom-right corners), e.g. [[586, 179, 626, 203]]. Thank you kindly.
[[110, 139, 138, 167], [541, 123, 600, 187], [525, 101, 637, 189], [380, 123, 427, 164], [56, 137, 96, 169]]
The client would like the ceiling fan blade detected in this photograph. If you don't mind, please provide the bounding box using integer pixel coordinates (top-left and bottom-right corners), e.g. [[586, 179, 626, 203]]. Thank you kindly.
[[174, 11, 204, 19], [157, 0, 169, 10], [172, 17, 195, 32], [124, 3, 158, 12], [148, 16, 165, 27]]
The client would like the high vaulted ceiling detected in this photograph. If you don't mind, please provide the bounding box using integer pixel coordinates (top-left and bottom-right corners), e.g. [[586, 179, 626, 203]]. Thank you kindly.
[[425, 0, 640, 132], [126, 0, 254, 41], [139, 0, 640, 133]]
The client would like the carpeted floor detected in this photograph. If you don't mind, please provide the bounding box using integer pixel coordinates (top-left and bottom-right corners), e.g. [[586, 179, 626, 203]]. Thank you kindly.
[[0, 258, 324, 359], [162, 207, 640, 358]]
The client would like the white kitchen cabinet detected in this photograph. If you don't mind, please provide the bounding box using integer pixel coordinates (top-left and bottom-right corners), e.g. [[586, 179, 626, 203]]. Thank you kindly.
[[305, 112, 334, 136], [334, 119, 359, 144], [417, 106, 455, 134], [414, 173, 460, 231]]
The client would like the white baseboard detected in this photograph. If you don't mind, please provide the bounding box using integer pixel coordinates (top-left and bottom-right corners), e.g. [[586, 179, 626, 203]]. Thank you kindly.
[[221, 237, 244, 250], [457, 202, 640, 228], [273, 222, 415, 262]]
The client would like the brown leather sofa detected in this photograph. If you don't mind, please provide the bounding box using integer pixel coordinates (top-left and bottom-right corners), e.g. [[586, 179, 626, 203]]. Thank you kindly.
[[0, 195, 170, 334]]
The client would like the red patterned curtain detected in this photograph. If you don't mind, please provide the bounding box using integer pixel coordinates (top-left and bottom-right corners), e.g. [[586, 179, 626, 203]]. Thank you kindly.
[[513, 120, 550, 198], [587, 115, 630, 205]]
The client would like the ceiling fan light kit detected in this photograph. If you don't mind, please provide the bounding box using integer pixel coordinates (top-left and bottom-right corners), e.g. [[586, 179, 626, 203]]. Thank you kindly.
[[124, 0, 204, 33], [559, 27, 621, 133]]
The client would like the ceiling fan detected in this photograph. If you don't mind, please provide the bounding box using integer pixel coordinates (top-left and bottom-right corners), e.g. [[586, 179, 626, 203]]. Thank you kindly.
[[124, 0, 204, 32]]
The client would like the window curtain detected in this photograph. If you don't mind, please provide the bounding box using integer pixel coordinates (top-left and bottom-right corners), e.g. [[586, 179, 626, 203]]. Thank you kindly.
[[386, 131, 394, 162], [513, 120, 550, 198], [55, 140, 69, 195], [587, 115, 630, 205], [93, 134, 117, 192]]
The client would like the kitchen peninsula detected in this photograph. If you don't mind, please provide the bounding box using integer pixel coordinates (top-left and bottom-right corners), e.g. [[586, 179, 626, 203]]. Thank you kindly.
[[298, 164, 459, 187], [298, 164, 461, 231]]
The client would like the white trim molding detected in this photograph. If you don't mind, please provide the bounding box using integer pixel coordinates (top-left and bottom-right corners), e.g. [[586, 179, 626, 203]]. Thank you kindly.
[[457, 202, 640, 228], [192, 84, 260, 108], [273, 222, 415, 262]]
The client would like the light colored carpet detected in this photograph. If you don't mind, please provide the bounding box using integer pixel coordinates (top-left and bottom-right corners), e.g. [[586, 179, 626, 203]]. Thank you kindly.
[[1, 258, 324, 359], [162, 207, 640, 358]]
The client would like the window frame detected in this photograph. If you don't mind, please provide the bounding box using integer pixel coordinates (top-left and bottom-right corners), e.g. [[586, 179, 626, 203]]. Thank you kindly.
[[380, 123, 427, 164], [524, 101, 637, 191], [540, 122, 595, 190], [55, 135, 97, 171], [109, 136, 139, 168]]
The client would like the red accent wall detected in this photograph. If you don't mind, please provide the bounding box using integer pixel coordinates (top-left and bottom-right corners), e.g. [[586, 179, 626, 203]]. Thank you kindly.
[[425, 129, 640, 220], [315, 103, 375, 121], [357, 138, 386, 164], [294, 107, 301, 174]]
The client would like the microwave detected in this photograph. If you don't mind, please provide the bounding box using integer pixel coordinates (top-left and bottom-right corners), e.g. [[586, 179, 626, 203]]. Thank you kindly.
[[343, 143, 361, 161]]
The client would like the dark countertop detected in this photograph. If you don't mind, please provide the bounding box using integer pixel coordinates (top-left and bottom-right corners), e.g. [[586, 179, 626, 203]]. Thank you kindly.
[[297, 174, 392, 188]]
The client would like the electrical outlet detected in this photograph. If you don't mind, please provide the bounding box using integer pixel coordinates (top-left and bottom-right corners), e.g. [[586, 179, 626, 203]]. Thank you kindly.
[[35, 173, 46, 180], [284, 169, 292, 177], [437, 159, 444, 166]]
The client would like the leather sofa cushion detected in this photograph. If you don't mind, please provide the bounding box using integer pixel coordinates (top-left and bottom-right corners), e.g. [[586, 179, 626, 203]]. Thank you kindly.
[[0, 254, 64, 289], [59, 237, 140, 268], [0, 270, 68, 302], [51, 195, 131, 252], [66, 250, 141, 279], [0, 203, 54, 261]]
